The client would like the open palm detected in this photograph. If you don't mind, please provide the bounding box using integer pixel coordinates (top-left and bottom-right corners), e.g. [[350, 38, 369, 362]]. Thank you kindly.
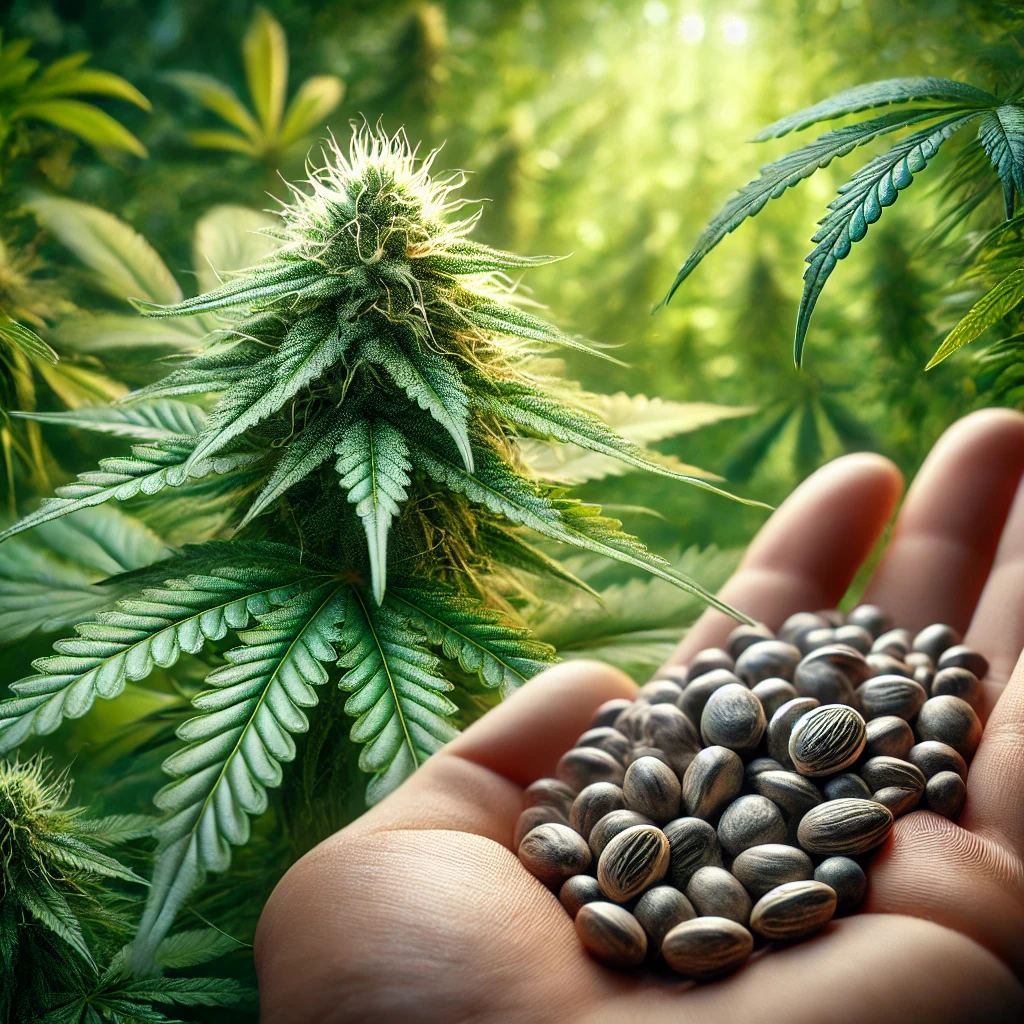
[[255, 410, 1024, 1024]]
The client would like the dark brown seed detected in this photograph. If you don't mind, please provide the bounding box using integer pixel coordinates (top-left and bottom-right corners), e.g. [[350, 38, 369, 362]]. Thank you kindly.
[[731, 843, 814, 900], [750, 880, 837, 940], [614, 701, 652, 744], [856, 675, 928, 721], [591, 698, 634, 730], [797, 798, 893, 856], [678, 669, 741, 729], [833, 624, 873, 654], [915, 695, 983, 761], [860, 756, 926, 794], [636, 703, 703, 776], [912, 623, 961, 662], [623, 757, 681, 824], [866, 653, 913, 678], [788, 704, 867, 776], [768, 697, 821, 768], [735, 640, 802, 686], [682, 746, 743, 820], [518, 822, 592, 887], [570, 782, 626, 838], [575, 902, 647, 967], [931, 667, 982, 708], [925, 770, 967, 819], [557, 747, 625, 791], [913, 665, 935, 694], [744, 756, 785, 787], [908, 740, 968, 781], [718, 795, 787, 856], [873, 786, 922, 817], [751, 678, 800, 719], [872, 628, 912, 659], [936, 644, 989, 679], [597, 824, 670, 902], [685, 865, 752, 925], [663, 817, 723, 888], [846, 604, 889, 638], [685, 647, 735, 682], [726, 622, 775, 660], [814, 856, 866, 916], [751, 771, 823, 835], [522, 777, 576, 815], [700, 683, 767, 756], [864, 716, 915, 760], [823, 773, 872, 801], [633, 886, 696, 957], [798, 626, 837, 654], [575, 727, 631, 765], [779, 612, 829, 646], [589, 809, 653, 859], [662, 917, 754, 979], [514, 805, 569, 848], [636, 679, 685, 705], [559, 874, 603, 918]]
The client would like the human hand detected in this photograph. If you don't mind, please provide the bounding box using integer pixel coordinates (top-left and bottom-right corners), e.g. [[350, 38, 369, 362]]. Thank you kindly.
[[255, 410, 1024, 1024]]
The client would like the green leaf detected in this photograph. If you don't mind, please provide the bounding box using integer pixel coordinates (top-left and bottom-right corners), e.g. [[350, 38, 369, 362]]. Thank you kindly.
[[163, 71, 261, 143], [0, 313, 57, 364], [26, 194, 181, 305], [192, 204, 281, 295], [795, 111, 983, 365], [48, 312, 204, 356], [37, 831, 147, 884], [335, 419, 412, 603], [243, 7, 288, 136], [927, 267, 1024, 368], [724, 404, 797, 481], [25, 65, 150, 110], [753, 76, 997, 140], [279, 75, 345, 148], [978, 106, 1024, 218], [133, 581, 347, 970], [421, 240, 561, 277], [17, 875, 94, 967], [338, 590, 459, 805], [117, 976, 249, 1008], [387, 582, 556, 695], [13, 99, 147, 156], [13, 400, 208, 441], [184, 128, 261, 155], [476, 521, 599, 597]]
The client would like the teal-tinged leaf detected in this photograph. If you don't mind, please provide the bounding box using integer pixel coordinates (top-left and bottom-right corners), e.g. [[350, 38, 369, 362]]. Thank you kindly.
[[978, 105, 1024, 218], [13, 400, 208, 441]]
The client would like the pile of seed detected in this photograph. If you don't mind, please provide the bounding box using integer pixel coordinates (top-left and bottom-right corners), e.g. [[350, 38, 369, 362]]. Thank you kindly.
[[516, 606, 985, 979]]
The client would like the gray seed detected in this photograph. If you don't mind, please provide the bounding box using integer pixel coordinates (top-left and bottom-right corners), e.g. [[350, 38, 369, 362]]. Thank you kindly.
[[866, 653, 913, 678], [856, 675, 928, 721], [817, 608, 845, 627], [788, 704, 867, 776], [905, 651, 934, 672], [559, 874, 603, 918], [633, 886, 696, 957], [925, 770, 967, 820], [872, 628, 912, 659], [845, 603, 889, 638], [912, 623, 961, 662], [685, 865, 752, 925], [589, 809, 653, 859], [570, 782, 626, 838], [731, 843, 814, 901], [735, 640, 803, 685], [518, 822, 592, 887], [864, 716, 915, 760], [768, 697, 821, 768], [751, 678, 800, 719], [514, 805, 569, 848], [682, 745, 743, 820], [636, 703, 703, 776], [915, 695, 983, 761], [556, 747, 626, 790], [936, 645, 989, 681], [798, 626, 837, 654], [652, 665, 689, 689], [913, 665, 935, 694], [750, 880, 837, 941], [797, 798, 893, 856], [832, 624, 873, 654], [860, 756, 926, 794], [522, 777, 576, 815], [590, 697, 634, 730], [663, 817, 723, 888], [686, 647, 735, 682], [614, 701, 652, 744], [636, 679, 685, 705], [575, 902, 647, 968], [873, 785, 922, 818], [751, 771, 823, 838], [823, 773, 872, 801], [575, 727, 631, 765], [726, 622, 775, 660], [908, 740, 968, 781], [700, 683, 767, 756], [745, 756, 785, 787], [623, 756, 681, 824], [662, 917, 754, 979], [597, 824, 670, 902], [678, 669, 741, 730], [795, 643, 870, 695], [814, 856, 866, 915], [718, 795, 787, 856], [931, 667, 982, 708], [779, 611, 829, 646]]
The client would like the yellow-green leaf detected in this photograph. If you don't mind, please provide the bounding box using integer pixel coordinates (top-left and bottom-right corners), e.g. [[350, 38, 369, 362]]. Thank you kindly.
[[12, 99, 147, 157], [164, 71, 261, 143], [242, 7, 288, 135], [192, 205, 280, 294], [25, 67, 150, 110], [279, 75, 344, 148], [184, 129, 260, 156]]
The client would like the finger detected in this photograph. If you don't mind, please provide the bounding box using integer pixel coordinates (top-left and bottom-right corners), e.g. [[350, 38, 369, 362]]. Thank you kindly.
[[668, 453, 903, 665], [862, 409, 1024, 634], [343, 660, 636, 847]]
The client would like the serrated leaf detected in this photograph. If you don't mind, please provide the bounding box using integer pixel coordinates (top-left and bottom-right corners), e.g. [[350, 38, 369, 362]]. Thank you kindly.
[[13, 400, 208, 441], [421, 240, 561, 277], [18, 876, 94, 967], [978, 105, 1024, 218], [477, 521, 599, 597], [0, 313, 57, 364]]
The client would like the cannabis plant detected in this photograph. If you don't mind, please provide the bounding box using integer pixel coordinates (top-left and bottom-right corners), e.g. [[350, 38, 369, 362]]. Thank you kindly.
[[662, 76, 1024, 366]]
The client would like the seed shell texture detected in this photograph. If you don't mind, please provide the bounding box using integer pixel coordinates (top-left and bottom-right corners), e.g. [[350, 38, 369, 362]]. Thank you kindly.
[[750, 880, 837, 941], [735, 640, 802, 686], [633, 886, 696, 957], [662, 917, 754, 979], [518, 822, 592, 887], [663, 816, 723, 888], [700, 683, 767, 755], [731, 843, 814, 901], [788, 704, 866, 776], [575, 902, 647, 968], [925, 771, 967, 820], [559, 874, 603, 919], [588, 809, 653, 859], [522, 777, 576, 814], [796, 798, 893, 856], [768, 697, 821, 768], [684, 866, 752, 926], [556, 747, 626, 791], [908, 741, 967, 781], [570, 782, 626, 838], [514, 805, 568, 848], [915, 696, 983, 761], [856, 675, 927, 721], [814, 856, 867, 916], [623, 756, 681, 824], [597, 824, 670, 902], [717, 795, 787, 856]]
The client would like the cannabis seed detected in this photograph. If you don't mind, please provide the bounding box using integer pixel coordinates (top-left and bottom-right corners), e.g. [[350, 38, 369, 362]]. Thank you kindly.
[[872, 785, 921, 818], [779, 612, 830, 647], [767, 697, 821, 768], [735, 640, 803, 686], [915, 695, 982, 761], [678, 669, 741, 730], [700, 683, 767, 757], [907, 740, 968, 781], [590, 698, 634, 730], [514, 805, 569, 848], [822, 773, 872, 801], [557, 746, 626, 791], [731, 843, 814, 901], [682, 745, 743, 820], [559, 874, 603, 919], [833, 624, 874, 654], [575, 726, 631, 765], [797, 798, 893, 856], [930, 667, 982, 708], [860, 755, 926, 795], [636, 679, 685, 706], [633, 885, 696, 958], [856, 675, 928, 721], [725, 622, 775, 660], [662, 816, 724, 888], [865, 653, 913, 678], [588, 809, 653, 859], [623, 756, 681, 824], [751, 678, 800, 719], [522, 777, 576, 815], [788, 704, 867, 776], [570, 782, 626, 838], [813, 856, 867, 916], [749, 880, 837, 941], [751, 770, 822, 840], [518, 822, 592, 888], [685, 647, 735, 682], [871, 628, 912, 659], [718, 794, 787, 856], [925, 770, 967, 820], [575, 902, 647, 968], [636, 703, 703, 776], [661, 917, 754, 979], [846, 603, 889, 638], [744, 756, 785, 786], [935, 645, 989, 682], [798, 626, 837, 654], [912, 623, 961, 662], [863, 715, 915, 760], [597, 824, 670, 902], [684, 865, 752, 925]]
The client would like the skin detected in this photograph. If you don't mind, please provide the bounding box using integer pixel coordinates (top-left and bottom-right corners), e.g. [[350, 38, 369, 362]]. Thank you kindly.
[[255, 409, 1024, 1023]]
